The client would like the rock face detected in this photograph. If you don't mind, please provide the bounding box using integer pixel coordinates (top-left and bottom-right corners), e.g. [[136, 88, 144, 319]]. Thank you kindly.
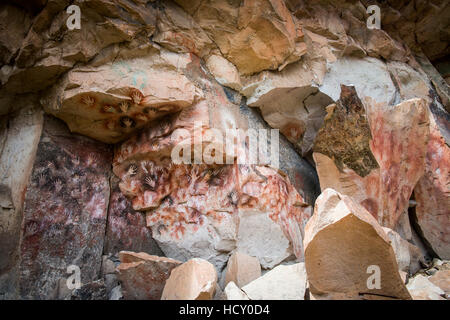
[[313, 86, 430, 230], [18, 115, 112, 299], [0, 0, 449, 301], [41, 48, 199, 143], [407, 274, 446, 300], [413, 112, 450, 259], [117, 251, 181, 300], [304, 189, 411, 300], [0, 103, 43, 299], [161, 258, 217, 300], [103, 176, 162, 256], [176, 0, 306, 75], [224, 252, 261, 288], [223, 281, 249, 300], [241, 263, 307, 300]]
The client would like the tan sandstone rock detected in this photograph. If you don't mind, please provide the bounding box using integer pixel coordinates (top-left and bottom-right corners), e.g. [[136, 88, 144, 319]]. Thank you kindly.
[[382, 227, 423, 275], [116, 251, 182, 300], [161, 258, 217, 300], [41, 46, 199, 143], [428, 269, 450, 296], [413, 113, 450, 259], [304, 188, 412, 300], [224, 252, 261, 288], [407, 274, 446, 300], [241, 263, 307, 300], [206, 55, 242, 91], [0, 103, 43, 298], [112, 57, 318, 270]]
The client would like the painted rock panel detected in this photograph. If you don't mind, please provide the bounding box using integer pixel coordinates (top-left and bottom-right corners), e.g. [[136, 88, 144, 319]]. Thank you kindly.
[[19, 115, 112, 299], [113, 61, 319, 269], [414, 111, 450, 259], [304, 188, 412, 300], [313, 85, 429, 229]]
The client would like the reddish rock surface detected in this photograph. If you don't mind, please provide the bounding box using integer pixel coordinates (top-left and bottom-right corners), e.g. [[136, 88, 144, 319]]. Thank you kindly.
[[414, 111, 450, 259], [18, 115, 112, 299], [313, 85, 430, 229], [117, 251, 181, 300], [104, 176, 162, 256]]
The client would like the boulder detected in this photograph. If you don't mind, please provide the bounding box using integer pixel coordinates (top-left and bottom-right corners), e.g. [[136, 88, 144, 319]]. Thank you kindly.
[[206, 55, 242, 91], [241, 263, 307, 300], [224, 252, 261, 288], [407, 274, 446, 300], [41, 46, 199, 143], [112, 57, 318, 270], [117, 251, 182, 300], [222, 281, 249, 300], [161, 258, 217, 300], [304, 188, 412, 300], [429, 269, 450, 296]]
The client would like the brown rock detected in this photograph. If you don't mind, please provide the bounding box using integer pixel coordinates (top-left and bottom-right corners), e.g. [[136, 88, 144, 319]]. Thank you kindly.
[[382, 227, 423, 275], [161, 258, 217, 300], [206, 54, 242, 91], [117, 251, 182, 300], [428, 269, 450, 295], [224, 252, 261, 288], [153, 1, 214, 58], [304, 188, 412, 300], [0, 5, 32, 65], [0, 103, 43, 299]]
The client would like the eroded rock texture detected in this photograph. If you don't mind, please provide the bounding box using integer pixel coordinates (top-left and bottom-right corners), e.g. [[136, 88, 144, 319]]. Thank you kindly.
[[304, 189, 412, 300], [112, 59, 319, 269], [117, 251, 181, 300], [104, 176, 162, 256], [19, 115, 112, 299], [0, 0, 449, 301], [313, 86, 430, 230], [413, 111, 450, 259], [0, 103, 43, 299]]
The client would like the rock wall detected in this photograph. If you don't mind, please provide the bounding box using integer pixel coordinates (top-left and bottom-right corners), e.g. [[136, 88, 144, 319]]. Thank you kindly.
[[0, 0, 448, 300]]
